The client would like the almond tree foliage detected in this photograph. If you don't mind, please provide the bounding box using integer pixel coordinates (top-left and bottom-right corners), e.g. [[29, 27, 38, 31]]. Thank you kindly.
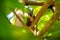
[[0, 0, 60, 40]]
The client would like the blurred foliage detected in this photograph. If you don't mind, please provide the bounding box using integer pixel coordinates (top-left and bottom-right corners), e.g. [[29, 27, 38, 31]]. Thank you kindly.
[[55, 0, 60, 4], [0, 7, 39, 40], [0, 0, 60, 40], [2, 0, 24, 15]]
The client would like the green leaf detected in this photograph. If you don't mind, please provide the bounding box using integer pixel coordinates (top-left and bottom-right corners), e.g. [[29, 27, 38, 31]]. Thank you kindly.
[[55, 0, 60, 4], [0, 9, 12, 38], [46, 31, 60, 40], [49, 21, 60, 33], [46, 21, 60, 40], [33, 6, 42, 15], [2, 0, 24, 15]]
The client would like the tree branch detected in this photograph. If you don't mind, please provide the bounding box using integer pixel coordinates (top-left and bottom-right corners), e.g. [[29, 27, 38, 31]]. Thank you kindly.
[[30, 0, 54, 29], [13, 11, 34, 33], [38, 14, 57, 37], [25, 1, 44, 6], [21, 0, 44, 6], [38, 1, 60, 38]]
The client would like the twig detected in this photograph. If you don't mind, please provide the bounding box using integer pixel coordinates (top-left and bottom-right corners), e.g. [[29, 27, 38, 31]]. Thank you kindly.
[[25, 1, 44, 6], [30, 0, 54, 29], [13, 10, 34, 33]]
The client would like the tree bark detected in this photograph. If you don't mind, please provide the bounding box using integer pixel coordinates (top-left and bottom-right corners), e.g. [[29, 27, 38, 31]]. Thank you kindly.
[[38, 0, 60, 38], [30, 0, 54, 29]]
